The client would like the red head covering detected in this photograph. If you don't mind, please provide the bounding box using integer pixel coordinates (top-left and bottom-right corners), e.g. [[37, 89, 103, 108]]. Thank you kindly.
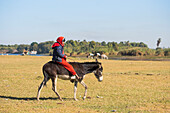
[[56, 36, 65, 46]]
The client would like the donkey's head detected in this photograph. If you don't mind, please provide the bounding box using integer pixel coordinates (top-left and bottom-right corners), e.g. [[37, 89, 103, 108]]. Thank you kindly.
[[93, 59, 103, 82]]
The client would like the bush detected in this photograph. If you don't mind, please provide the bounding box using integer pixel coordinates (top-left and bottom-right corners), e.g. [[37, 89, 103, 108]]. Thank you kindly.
[[117, 49, 143, 56], [155, 48, 164, 56], [70, 52, 76, 56], [164, 48, 170, 56], [109, 51, 117, 56]]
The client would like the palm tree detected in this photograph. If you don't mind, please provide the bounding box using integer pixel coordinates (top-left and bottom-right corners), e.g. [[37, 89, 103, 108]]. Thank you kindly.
[[157, 38, 161, 47]]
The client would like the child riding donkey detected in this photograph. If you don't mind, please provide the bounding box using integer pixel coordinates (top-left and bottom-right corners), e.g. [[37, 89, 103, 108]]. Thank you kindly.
[[52, 36, 80, 82]]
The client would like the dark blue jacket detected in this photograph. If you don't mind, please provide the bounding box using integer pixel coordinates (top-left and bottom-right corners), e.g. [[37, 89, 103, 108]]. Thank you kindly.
[[52, 42, 65, 62]]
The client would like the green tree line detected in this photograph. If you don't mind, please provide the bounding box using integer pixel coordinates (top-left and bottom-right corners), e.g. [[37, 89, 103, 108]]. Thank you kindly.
[[0, 40, 170, 56]]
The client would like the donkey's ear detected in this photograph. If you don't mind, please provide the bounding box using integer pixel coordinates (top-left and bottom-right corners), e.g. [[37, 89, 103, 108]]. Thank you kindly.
[[95, 58, 98, 62]]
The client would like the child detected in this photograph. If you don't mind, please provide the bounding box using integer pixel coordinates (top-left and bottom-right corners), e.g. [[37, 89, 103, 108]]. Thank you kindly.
[[52, 36, 80, 81]]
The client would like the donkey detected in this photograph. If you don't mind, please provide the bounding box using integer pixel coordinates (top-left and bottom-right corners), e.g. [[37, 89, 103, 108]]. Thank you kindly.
[[37, 59, 103, 101]]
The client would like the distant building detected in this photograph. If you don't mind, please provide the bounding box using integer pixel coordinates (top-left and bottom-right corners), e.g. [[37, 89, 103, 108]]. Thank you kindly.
[[30, 50, 37, 54]]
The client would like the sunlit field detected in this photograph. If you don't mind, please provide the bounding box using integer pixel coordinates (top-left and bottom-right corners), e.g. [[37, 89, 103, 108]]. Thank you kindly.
[[0, 55, 169, 112]]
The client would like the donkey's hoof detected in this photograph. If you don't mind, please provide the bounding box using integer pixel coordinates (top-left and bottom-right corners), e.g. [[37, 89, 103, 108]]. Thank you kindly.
[[60, 99, 63, 101], [74, 98, 78, 101], [83, 96, 86, 100]]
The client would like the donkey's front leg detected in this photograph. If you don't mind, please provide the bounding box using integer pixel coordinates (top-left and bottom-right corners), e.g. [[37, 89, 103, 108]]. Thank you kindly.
[[74, 81, 78, 101], [52, 77, 63, 101], [80, 81, 88, 100]]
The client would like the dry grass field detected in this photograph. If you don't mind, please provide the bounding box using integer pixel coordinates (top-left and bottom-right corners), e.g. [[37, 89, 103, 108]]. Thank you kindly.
[[0, 55, 169, 113]]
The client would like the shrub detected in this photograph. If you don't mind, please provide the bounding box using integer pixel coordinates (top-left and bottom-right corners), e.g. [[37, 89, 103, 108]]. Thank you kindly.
[[155, 48, 164, 56], [164, 48, 170, 56], [117, 49, 143, 56]]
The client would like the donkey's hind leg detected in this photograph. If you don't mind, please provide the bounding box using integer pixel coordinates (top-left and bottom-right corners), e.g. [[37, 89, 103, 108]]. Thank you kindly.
[[37, 79, 46, 101], [37, 71, 50, 101], [52, 77, 63, 101]]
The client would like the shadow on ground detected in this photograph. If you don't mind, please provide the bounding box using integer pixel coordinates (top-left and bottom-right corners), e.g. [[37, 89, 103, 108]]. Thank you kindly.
[[0, 95, 72, 101]]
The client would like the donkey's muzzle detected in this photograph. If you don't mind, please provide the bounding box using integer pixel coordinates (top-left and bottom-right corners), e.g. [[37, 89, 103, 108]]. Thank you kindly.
[[98, 76, 103, 82]]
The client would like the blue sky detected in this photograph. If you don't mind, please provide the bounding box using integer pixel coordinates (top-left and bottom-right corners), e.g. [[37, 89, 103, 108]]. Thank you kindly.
[[0, 0, 170, 48]]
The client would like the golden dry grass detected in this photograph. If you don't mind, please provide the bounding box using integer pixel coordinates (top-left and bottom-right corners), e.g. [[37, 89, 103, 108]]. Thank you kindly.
[[0, 55, 169, 112]]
